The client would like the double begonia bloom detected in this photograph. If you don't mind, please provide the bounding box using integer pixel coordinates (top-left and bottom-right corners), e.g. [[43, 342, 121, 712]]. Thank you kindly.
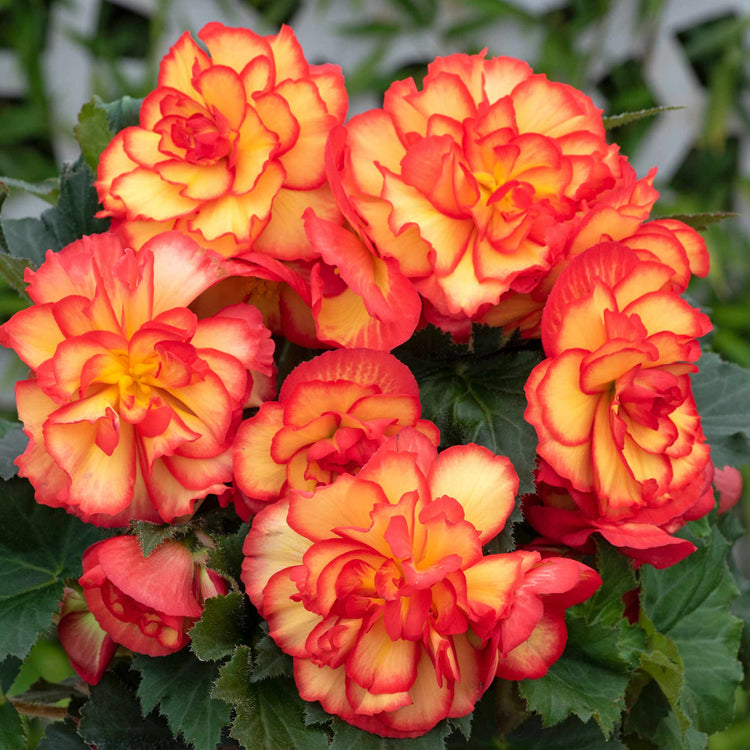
[[0, 231, 274, 526], [58, 586, 118, 685], [232, 349, 440, 516], [96, 22, 347, 259], [80, 535, 228, 657], [242, 432, 600, 737], [331, 52, 625, 327], [524, 242, 713, 563]]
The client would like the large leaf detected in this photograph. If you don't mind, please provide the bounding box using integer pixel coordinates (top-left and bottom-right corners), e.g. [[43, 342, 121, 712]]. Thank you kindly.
[[0, 478, 109, 659], [691, 352, 750, 467], [37, 717, 90, 749], [640, 523, 743, 734], [79, 670, 186, 749], [520, 545, 645, 735], [507, 715, 626, 749], [397, 327, 543, 497], [0, 161, 108, 265], [213, 646, 328, 750], [133, 650, 232, 750], [0, 701, 25, 750]]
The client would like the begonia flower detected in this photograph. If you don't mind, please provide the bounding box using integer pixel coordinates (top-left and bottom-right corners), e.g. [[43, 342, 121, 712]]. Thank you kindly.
[[0, 231, 274, 526], [58, 586, 117, 685], [330, 52, 627, 329], [96, 22, 347, 260], [232, 349, 439, 515], [524, 242, 713, 563], [242, 431, 600, 737], [80, 535, 227, 657]]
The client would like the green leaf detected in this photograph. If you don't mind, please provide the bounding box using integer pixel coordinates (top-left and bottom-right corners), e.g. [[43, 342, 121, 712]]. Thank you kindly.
[[189, 592, 248, 662], [401, 341, 543, 497], [206, 522, 250, 585], [0, 700, 25, 750], [79, 670, 186, 749], [0, 656, 21, 693], [655, 212, 738, 231], [602, 106, 683, 129], [251, 633, 293, 682], [519, 610, 644, 735], [691, 352, 750, 467], [0, 425, 27, 481], [133, 650, 232, 750], [0, 176, 59, 204], [100, 96, 143, 134], [0, 253, 33, 300], [75, 99, 115, 173], [213, 646, 328, 750], [329, 716, 451, 749], [0, 161, 108, 263], [508, 715, 626, 749], [640, 524, 743, 734], [0, 478, 109, 659], [573, 541, 637, 628], [37, 717, 90, 749], [131, 521, 185, 557]]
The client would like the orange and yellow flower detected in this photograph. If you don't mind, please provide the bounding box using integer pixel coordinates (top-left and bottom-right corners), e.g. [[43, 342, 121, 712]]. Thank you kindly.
[[0, 231, 274, 526], [524, 242, 712, 559], [242, 431, 600, 737], [232, 349, 439, 517], [330, 52, 626, 329], [96, 22, 347, 260]]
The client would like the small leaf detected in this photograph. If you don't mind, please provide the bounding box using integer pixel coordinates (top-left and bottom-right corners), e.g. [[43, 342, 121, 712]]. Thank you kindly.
[[79, 670, 185, 749], [189, 592, 248, 661], [133, 650, 232, 750], [206, 522, 250, 585], [603, 106, 683, 129], [0, 425, 27, 480], [214, 646, 328, 750], [131, 521, 184, 557], [251, 633, 293, 683], [0, 177, 59, 204], [75, 99, 115, 173], [656, 212, 738, 231], [100, 96, 143, 133], [0, 478, 109, 659]]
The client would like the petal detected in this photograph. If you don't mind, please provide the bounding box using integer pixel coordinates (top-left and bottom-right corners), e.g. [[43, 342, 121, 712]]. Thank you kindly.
[[428, 444, 518, 543]]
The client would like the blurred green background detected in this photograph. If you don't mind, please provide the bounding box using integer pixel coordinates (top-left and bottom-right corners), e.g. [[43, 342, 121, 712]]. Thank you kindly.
[[0, 0, 748, 747]]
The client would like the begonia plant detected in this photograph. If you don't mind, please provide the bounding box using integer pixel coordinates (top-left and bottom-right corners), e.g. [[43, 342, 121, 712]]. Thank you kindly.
[[0, 20, 748, 750]]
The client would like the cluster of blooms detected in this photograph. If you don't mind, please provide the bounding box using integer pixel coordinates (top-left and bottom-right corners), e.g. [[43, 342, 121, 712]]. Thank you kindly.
[[0, 21, 729, 739]]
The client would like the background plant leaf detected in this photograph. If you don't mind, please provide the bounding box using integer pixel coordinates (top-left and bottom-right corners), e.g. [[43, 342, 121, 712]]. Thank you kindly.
[[213, 645, 328, 750], [0, 478, 109, 659], [133, 650, 232, 750], [79, 669, 186, 749], [640, 523, 743, 734]]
